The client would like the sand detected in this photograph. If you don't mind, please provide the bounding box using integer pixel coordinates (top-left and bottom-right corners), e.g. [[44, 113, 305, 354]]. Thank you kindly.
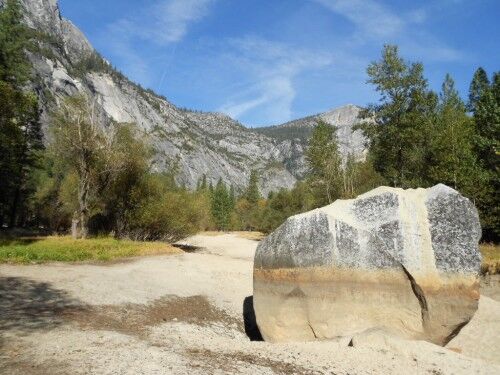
[[0, 232, 498, 374]]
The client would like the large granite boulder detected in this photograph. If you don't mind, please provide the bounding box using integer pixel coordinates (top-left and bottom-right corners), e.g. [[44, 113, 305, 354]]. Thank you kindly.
[[253, 184, 481, 345]]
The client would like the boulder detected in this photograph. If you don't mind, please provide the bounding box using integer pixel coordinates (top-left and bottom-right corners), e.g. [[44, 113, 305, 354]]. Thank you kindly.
[[446, 296, 500, 364], [253, 184, 481, 345]]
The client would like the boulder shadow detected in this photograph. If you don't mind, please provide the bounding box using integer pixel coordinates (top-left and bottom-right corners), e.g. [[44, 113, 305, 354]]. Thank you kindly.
[[0, 276, 85, 334], [171, 243, 203, 253], [243, 295, 263, 341]]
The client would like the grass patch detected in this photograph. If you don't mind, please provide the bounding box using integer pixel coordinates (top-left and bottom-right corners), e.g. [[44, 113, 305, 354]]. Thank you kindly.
[[480, 243, 500, 275], [0, 236, 181, 264]]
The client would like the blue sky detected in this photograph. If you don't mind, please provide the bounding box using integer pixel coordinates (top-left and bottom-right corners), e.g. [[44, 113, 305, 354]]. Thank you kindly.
[[59, 0, 499, 127]]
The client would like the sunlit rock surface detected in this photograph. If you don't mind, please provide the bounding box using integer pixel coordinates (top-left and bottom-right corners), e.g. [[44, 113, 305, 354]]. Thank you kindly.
[[253, 184, 481, 345]]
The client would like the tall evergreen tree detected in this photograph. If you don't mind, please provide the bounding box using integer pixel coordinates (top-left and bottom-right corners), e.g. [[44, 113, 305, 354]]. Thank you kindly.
[[468, 67, 490, 113], [429, 74, 479, 192], [200, 174, 207, 191], [470, 70, 500, 240], [0, 0, 42, 226], [0, 84, 42, 225], [474, 73, 500, 172], [245, 170, 261, 204], [229, 184, 236, 208], [196, 174, 208, 192], [0, 0, 31, 85], [211, 178, 232, 230]]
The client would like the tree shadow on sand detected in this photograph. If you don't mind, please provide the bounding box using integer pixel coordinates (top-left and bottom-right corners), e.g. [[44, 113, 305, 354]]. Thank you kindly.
[[0, 276, 85, 335], [243, 296, 263, 341]]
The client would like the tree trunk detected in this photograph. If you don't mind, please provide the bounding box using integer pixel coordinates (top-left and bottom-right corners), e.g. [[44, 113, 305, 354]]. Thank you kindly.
[[9, 186, 20, 228], [80, 209, 89, 239], [78, 168, 91, 239], [71, 213, 79, 239]]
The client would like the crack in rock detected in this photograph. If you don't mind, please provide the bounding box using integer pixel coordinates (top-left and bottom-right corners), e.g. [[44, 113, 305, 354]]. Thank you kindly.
[[307, 322, 318, 339], [400, 264, 430, 331]]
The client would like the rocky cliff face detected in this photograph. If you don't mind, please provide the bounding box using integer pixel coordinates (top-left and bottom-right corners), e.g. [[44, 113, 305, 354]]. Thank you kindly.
[[10, 0, 365, 194], [255, 105, 367, 179]]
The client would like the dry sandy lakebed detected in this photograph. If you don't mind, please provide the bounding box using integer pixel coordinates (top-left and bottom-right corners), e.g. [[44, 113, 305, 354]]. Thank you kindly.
[[0, 233, 499, 374]]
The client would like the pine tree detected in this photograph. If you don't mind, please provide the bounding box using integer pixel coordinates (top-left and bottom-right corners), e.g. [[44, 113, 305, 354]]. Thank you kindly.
[[0, 83, 42, 225], [196, 174, 208, 192], [0, 0, 31, 86], [470, 70, 500, 240], [200, 174, 207, 191], [468, 67, 490, 113], [211, 178, 232, 230], [245, 170, 261, 204], [0, 0, 42, 226], [229, 184, 236, 208], [429, 74, 479, 192], [474, 73, 500, 173]]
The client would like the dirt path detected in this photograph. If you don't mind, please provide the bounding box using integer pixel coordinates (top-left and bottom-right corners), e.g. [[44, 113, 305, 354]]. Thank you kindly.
[[1, 233, 499, 374]]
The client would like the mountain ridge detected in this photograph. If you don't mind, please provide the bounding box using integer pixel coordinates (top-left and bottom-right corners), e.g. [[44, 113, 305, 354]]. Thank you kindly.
[[7, 0, 366, 194]]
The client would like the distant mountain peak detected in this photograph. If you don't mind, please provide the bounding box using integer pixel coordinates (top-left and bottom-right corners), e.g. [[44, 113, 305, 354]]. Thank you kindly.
[[253, 105, 367, 178]]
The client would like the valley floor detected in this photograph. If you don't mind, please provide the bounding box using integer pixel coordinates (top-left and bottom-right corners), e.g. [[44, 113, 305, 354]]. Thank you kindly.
[[0, 233, 499, 374]]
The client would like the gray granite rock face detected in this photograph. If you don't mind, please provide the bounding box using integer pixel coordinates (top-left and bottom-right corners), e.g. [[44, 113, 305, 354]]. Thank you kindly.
[[254, 185, 482, 345], [255, 105, 368, 179], [255, 212, 334, 269], [426, 184, 482, 273], [5, 0, 365, 196], [256, 184, 481, 274]]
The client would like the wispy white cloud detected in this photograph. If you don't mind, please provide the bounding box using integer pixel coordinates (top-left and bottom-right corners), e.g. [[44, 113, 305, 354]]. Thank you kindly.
[[219, 0, 465, 124], [91, 0, 470, 125], [312, 0, 403, 38], [111, 0, 214, 45], [221, 77, 295, 122], [102, 0, 214, 85], [218, 37, 333, 124], [311, 0, 462, 62]]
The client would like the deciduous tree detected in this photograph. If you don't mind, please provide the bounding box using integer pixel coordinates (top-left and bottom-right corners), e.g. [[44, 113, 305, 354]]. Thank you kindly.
[[305, 120, 342, 204], [50, 95, 116, 238], [359, 44, 436, 188]]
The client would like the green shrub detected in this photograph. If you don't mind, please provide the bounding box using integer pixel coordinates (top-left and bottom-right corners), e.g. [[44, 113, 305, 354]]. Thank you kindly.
[[126, 175, 212, 242]]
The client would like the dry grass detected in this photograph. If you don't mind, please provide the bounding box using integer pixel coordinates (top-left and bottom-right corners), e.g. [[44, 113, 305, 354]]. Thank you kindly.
[[199, 231, 228, 237], [200, 231, 265, 241], [480, 243, 500, 275], [0, 235, 181, 264], [233, 231, 266, 241]]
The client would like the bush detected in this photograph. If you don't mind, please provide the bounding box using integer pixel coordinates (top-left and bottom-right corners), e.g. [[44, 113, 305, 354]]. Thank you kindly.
[[126, 175, 212, 242]]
